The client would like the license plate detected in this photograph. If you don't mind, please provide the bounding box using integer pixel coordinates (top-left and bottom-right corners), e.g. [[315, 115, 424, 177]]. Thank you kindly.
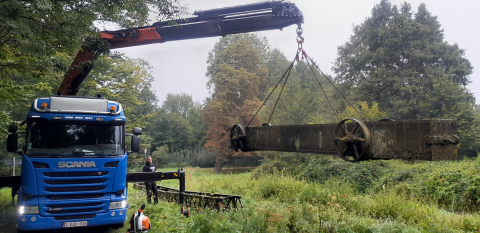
[[62, 221, 88, 228]]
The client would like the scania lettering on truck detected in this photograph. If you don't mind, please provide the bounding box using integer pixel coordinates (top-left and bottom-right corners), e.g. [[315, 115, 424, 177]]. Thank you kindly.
[[7, 95, 142, 232]]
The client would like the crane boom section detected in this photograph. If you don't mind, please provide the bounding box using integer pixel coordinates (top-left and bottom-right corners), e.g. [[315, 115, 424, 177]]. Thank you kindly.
[[58, 1, 303, 96]]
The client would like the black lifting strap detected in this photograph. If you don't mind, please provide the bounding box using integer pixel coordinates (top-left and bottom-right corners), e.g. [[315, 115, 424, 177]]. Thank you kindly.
[[302, 51, 366, 122], [246, 49, 367, 126], [302, 53, 341, 122], [246, 54, 297, 127]]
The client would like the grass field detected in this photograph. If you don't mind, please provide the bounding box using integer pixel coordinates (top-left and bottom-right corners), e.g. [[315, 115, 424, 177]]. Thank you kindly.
[[2, 157, 480, 232]]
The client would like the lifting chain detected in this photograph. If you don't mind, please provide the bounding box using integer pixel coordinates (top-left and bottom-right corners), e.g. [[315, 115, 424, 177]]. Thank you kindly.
[[294, 23, 341, 121], [294, 23, 367, 122], [296, 24, 305, 61]]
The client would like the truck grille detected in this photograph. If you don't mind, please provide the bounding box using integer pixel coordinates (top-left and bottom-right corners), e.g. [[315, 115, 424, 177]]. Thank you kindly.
[[37, 168, 114, 217], [38, 170, 112, 196], [45, 186, 106, 192], [40, 199, 109, 216], [46, 194, 105, 200], [54, 214, 96, 221], [46, 202, 103, 208], [44, 171, 108, 177], [45, 179, 107, 185], [47, 208, 103, 214]]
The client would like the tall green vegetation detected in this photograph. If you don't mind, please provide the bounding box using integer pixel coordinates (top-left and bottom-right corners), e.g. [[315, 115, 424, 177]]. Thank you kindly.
[[86, 54, 158, 131], [124, 92, 212, 171], [3, 160, 480, 232], [333, 0, 479, 156], [260, 49, 357, 126], [0, 0, 186, 78], [204, 34, 269, 172], [154, 93, 206, 155]]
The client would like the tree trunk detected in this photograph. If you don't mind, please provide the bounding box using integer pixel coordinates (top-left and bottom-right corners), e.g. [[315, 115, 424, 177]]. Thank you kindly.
[[214, 159, 223, 173]]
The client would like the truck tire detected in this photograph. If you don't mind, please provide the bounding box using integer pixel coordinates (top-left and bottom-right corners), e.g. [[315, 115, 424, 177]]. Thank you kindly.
[[110, 222, 124, 229]]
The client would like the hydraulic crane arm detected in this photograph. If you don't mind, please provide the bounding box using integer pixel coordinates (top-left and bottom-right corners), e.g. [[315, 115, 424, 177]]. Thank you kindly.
[[58, 1, 303, 96]]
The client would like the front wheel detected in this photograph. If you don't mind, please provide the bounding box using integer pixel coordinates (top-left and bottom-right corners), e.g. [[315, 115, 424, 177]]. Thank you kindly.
[[230, 124, 246, 151], [334, 118, 371, 162], [109, 222, 125, 229]]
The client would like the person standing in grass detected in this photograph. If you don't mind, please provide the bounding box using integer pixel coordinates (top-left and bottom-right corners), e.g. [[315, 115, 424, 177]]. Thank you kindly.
[[143, 156, 158, 204]]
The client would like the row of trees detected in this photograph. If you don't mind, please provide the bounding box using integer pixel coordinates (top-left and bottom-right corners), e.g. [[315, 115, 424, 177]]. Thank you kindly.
[[150, 93, 207, 156]]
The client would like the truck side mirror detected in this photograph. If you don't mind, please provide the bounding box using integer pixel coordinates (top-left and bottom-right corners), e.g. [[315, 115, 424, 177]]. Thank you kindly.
[[8, 124, 17, 133], [131, 135, 140, 152], [7, 134, 18, 152], [133, 127, 142, 135]]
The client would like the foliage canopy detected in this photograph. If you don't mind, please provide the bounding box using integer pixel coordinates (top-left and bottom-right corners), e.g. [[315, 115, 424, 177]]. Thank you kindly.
[[204, 34, 269, 171], [333, 0, 478, 156]]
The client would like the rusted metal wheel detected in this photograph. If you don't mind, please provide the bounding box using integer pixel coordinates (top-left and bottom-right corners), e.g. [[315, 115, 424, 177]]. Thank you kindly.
[[334, 118, 371, 162], [230, 124, 246, 152]]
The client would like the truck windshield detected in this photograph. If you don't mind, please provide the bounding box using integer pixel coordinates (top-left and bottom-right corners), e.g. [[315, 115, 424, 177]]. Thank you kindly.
[[27, 123, 124, 157]]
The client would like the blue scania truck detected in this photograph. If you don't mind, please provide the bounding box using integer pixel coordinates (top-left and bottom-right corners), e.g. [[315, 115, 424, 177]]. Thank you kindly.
[[7, 96, 141, 231]]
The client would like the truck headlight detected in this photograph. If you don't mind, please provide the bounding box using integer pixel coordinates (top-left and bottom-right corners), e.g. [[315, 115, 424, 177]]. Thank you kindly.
[[109, 200, 127, 210], [18, 206, 39, 215]]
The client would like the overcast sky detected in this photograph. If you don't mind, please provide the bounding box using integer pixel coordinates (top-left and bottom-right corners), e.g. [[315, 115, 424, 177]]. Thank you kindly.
[[114, 0, 480, 106]]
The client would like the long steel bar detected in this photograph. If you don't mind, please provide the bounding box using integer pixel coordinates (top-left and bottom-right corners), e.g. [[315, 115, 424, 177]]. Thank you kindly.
[[133, 183, 243, 210], [127, 169, 186, 209], [126, 170, 186, 182], [238, 119, 458, 161]]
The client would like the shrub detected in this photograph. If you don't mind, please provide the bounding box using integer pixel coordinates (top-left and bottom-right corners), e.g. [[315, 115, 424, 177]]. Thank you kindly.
[[152, 148, 217, 168], [252, 152, 321, 179], [301, 158, 389, 193], [251, 160, 289, 179], [253, 174, 305, 202], [425, 169, 480, 212]]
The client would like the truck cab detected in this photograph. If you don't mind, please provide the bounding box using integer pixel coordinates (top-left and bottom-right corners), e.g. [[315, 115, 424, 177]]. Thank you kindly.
[[8, 96, 141, 231]]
